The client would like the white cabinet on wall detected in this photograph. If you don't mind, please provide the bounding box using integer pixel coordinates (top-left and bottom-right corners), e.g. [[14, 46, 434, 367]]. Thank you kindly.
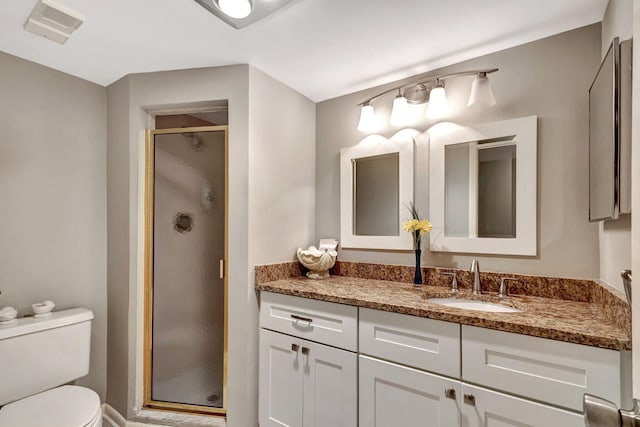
[[259, 292, 357, 427]]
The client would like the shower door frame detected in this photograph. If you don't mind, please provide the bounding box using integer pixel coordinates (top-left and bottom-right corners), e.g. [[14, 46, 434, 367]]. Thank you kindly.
[[143, 125, 229, 417]]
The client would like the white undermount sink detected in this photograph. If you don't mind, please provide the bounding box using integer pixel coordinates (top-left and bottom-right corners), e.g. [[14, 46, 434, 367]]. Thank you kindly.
[[426, 298, 522, 313]]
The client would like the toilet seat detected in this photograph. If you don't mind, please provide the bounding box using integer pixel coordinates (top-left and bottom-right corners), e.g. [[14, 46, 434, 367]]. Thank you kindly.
[[0, 385, 102, 427]]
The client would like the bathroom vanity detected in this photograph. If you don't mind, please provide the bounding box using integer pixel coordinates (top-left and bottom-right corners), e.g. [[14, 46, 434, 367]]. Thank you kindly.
[[256, 268, 630, 427]]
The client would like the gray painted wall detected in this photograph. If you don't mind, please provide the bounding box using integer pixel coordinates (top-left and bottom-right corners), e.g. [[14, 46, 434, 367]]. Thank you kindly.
[[316, 24, 602, 279], [0, 52, 107, 398]]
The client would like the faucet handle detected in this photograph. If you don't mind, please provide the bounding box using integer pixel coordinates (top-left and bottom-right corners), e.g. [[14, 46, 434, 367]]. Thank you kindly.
[[469, 259, 479, 272], [499, 277, 519, 299], [441, 271, 458, 292]]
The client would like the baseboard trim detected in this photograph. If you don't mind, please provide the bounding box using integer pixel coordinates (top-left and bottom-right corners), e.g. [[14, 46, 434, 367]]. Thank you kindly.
[[102, 404, 127, 427]]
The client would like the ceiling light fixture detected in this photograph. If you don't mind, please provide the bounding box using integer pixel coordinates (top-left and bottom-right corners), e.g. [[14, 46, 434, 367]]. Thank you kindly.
[[194, 0, 297, 29], [356, 68, 498, 131], [216, 0, 252, 19]]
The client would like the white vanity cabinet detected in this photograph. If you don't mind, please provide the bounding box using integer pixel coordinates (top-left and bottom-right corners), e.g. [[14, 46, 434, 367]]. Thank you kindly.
[[259, 291, 627, 427], [259, 292, 358, 427]]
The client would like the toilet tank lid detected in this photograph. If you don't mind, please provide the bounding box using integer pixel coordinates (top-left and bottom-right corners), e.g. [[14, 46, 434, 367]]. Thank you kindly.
[[0, 308, 93, 340]]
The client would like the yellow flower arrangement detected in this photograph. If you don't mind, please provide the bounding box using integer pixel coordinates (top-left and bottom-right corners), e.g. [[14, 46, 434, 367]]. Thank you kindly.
[[403, 203, 432, 250]]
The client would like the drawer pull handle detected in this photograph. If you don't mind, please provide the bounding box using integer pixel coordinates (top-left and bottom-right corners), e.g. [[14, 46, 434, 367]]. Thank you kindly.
[[291, 314, 313, 323], [445, 389, 456, 399], [291, 343, 299, 352], [464, 394, 476, 406], [301, 347, 309, 355]]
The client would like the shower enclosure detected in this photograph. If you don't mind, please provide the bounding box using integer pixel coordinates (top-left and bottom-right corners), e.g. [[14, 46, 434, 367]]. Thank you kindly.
[[143, 125, 228, 416]]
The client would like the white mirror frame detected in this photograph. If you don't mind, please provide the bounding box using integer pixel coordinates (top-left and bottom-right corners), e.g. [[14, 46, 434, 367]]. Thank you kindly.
[[340, 137, 414, 250], [429, 116, 537, 255]]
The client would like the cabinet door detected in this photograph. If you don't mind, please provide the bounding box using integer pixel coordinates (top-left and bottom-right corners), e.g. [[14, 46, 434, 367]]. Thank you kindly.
[[302, 340, 357, 427], [461, 383, 583, 427], [359, 355, 460, 427], [259, 329, 303, 427]]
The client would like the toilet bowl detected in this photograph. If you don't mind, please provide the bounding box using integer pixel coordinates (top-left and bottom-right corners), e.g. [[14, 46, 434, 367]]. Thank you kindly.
[[0, 385, 102, 427]]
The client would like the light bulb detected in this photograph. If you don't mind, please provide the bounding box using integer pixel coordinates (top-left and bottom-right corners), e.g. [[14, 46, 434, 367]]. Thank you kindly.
[[357, 104, 376, 132], [467, 73, 496, 108], [426, 84, 449, 119], [217, 0, 252, 19], [389, 93, 409, 126]]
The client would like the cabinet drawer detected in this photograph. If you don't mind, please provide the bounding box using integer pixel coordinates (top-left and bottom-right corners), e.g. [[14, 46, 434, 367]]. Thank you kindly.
[[462, 325, 622, 412], [359, 308, 460, 378], [461, 383, 584, 427], [260, 292, 358, 351]]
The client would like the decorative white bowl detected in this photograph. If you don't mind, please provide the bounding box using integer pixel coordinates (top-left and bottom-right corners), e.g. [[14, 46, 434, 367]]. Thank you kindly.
[[297, 246, 337, 280], [32, 300, 55, 318]]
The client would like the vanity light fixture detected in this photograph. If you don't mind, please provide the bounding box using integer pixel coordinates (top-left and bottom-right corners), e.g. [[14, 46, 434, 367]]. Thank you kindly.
[[357, 102, 376, 132], [426, 79, 449, 119], [389, 89, 410, 126], [356, 68, 498, 132], [467, 72, 497, 108]]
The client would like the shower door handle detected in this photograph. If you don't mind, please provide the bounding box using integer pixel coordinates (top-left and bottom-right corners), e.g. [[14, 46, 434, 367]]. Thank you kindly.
[[219, 259, 224, 279]]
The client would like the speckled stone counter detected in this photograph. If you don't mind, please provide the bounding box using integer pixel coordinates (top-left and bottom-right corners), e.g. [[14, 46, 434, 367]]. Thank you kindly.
[[255, 264, 631, 351]]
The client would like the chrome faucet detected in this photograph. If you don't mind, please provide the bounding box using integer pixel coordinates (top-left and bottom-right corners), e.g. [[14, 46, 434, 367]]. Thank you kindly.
[[469, 259, 481, 295]]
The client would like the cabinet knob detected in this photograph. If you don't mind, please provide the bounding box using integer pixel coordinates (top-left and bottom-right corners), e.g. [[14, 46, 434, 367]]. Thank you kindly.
[[464, 394, 476, 406], [291, 343, 299, 352], [445, 388, 456, 399], [301, 347, 309, 355]]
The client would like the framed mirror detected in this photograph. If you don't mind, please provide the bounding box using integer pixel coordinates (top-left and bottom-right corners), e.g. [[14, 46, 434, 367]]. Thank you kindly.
[[340, 137, 414, 250], [429, 116, 537, 255]]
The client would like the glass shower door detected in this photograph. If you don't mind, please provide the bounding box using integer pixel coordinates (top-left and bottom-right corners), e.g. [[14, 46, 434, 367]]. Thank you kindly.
[[144, 126, 227, 416]]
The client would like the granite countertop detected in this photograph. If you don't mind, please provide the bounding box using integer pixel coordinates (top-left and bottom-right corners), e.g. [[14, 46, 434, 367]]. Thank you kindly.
[[256, 275, 631, 351]]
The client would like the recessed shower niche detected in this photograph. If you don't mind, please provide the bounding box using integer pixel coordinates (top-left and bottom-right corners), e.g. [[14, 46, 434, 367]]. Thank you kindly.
[[144, 123, 228, 417]]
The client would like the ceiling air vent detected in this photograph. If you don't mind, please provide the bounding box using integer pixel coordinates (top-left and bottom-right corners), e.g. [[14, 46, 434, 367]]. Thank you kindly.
[[24, 0, 84, 44]]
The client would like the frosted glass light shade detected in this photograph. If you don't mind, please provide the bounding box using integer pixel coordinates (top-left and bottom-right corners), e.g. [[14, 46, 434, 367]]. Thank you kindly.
[[426, 86, 449, 119], [389, 95, 410, 126], [217, 0, 252, 19], [357, 104, 376, 132], [467, 73, 496, 108]]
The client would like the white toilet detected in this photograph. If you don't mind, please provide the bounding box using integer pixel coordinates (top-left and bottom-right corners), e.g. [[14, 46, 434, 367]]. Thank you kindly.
[[0, 308, 102, 427]]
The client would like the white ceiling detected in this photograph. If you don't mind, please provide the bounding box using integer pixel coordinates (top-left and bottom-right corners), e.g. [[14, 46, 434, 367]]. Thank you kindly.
[[0, 0, 608, 102]]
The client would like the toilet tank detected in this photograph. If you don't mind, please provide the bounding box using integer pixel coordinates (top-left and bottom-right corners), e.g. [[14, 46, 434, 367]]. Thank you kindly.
[[0, 308, 94, 405]]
